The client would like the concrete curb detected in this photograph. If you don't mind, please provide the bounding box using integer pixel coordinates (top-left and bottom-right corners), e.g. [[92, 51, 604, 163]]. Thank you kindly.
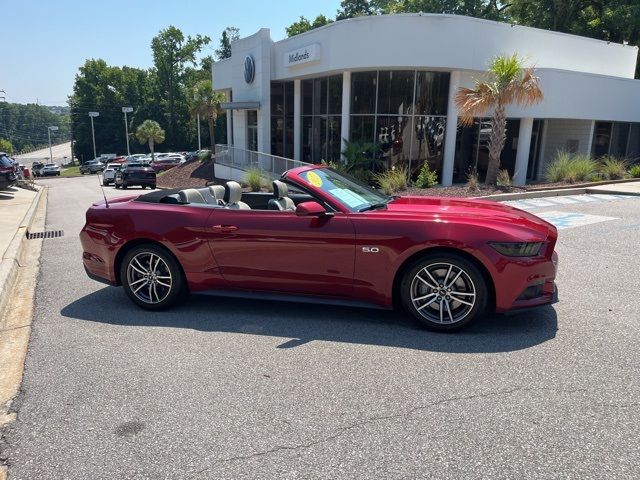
[[585, 187, 640, 196], [0, 187, 46, 323], [477, 188, 587, 201]]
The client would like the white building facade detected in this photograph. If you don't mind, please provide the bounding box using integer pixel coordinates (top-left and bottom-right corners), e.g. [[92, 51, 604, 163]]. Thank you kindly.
[[212, 14, 640, 185]]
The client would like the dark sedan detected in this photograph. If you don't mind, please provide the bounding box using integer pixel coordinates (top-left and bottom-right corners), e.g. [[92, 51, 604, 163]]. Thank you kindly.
[[114, 162, 156, 190], [0, 155, 18, 190]]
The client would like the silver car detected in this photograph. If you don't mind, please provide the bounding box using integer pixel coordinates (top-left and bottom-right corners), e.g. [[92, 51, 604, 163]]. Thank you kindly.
[[102, 163, 122, 186]]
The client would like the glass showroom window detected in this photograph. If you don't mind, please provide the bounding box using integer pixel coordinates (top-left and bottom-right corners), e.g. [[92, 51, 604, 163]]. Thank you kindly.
[[271, 82, 294, 158], [349, 70, 450, 180], [301, 75, 343, 163], [453, 118, 526, 183], [591, 121, 640, 160]]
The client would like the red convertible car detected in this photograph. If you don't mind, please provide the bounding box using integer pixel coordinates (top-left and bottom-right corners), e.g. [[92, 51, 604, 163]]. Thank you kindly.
[[80, 165, 558, 331]]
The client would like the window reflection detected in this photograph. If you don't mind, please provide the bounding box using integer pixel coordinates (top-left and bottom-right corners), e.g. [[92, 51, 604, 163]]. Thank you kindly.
[[301, 75, 343, 163], [271, 81, 294, 158]]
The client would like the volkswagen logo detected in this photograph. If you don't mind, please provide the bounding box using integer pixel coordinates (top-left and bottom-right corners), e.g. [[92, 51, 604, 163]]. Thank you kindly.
[[244, 55, 255, 84]]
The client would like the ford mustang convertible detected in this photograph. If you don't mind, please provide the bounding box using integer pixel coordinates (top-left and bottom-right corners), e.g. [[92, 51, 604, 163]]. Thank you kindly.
[[81, 165, 558, 331]]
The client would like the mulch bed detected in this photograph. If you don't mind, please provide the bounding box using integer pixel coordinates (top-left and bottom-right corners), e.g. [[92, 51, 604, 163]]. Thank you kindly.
[[157, 160, 633, 198]]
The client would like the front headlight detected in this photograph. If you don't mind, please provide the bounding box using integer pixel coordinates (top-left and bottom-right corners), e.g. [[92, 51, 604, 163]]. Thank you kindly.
[[489, 242, 543, 257]]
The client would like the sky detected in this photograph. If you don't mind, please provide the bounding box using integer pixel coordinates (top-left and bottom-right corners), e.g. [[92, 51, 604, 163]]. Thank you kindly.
[[2, 0, 342, 105]]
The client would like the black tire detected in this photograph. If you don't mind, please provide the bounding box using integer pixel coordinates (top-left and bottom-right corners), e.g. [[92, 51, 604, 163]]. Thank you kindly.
[[141, 185, 146, 189], [57, 172, 60, 176], [120, 245, 185, 310], [400, 253, 487, 331], [122, 183, 128, 190], [115, 183, 120, 189], [151, 184, 156, 190]]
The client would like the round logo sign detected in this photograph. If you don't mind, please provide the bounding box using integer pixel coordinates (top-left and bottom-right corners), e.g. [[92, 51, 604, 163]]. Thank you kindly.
[[244, 55, 255, 84]]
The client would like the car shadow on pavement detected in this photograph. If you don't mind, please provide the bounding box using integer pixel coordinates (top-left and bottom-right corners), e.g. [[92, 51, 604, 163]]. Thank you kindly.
[[61, 287, 558, 353], [0, 186, 19, 198]]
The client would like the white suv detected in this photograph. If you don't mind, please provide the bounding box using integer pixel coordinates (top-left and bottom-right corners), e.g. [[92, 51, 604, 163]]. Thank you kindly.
[[102, 163, 122, 186]]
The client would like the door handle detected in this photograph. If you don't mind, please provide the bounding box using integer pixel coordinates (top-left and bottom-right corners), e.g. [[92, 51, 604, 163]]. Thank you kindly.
[[212, 225, 238, 233]]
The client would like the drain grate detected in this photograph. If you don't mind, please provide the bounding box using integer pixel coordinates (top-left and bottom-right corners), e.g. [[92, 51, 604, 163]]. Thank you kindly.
[[26, 229, 64, 240]]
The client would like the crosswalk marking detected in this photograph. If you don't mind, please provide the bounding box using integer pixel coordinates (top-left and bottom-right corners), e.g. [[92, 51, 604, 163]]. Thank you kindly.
[[503, 194, 637, 211]]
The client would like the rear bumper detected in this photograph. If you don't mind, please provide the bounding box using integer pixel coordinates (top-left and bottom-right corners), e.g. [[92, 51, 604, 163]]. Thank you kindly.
[[84, 264, 116, 286]]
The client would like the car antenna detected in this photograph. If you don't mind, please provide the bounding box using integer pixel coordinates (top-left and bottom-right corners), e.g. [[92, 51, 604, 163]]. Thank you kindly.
[[98, 168, 110, 208]]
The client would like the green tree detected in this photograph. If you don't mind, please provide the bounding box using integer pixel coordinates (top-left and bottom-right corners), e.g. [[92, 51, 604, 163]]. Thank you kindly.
[[336, 0, 378, 19], [151, 26, 210, 149], [286, 15, 333, 36], [0, 102, 70, 153], [190, 80, 226, 154], [455, 54, 543, 185], [0, 138, 14, 154], [215, 27, 240, 60], [136, 120, 165, 161]]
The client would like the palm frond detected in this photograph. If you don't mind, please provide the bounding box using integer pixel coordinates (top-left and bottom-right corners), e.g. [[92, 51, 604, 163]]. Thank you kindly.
[[455, 83, 497, 125]]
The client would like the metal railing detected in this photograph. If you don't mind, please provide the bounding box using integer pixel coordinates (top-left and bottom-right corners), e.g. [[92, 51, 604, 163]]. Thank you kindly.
[[215, 144, 309, 179]]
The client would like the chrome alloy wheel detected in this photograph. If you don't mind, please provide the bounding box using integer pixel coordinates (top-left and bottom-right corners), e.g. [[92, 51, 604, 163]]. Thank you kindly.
[[126, 252, 173, 304], [410, 262, 476, 324]]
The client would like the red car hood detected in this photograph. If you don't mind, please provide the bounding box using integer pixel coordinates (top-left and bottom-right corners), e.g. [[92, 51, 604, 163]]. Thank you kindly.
[[383, 196, 556, 241]]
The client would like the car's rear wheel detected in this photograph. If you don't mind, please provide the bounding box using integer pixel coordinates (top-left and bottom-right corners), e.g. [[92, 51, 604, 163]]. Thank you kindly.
[[121, 245, 184, 310], [400, 253, 487, 331], [122, 183, 128, 189]]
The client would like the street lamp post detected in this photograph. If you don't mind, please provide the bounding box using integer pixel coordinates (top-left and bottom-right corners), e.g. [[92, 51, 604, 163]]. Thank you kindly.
[[47, 126, 59, 163], [122, 107, 133, 156], [88, 112, 99, 160]]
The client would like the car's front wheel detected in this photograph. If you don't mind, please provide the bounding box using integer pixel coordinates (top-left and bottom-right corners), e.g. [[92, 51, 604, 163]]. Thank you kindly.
[[121, 245, 185, 310], [400, 253, 487, 331]]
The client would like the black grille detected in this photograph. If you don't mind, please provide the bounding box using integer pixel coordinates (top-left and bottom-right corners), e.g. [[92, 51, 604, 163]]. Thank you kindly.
[[26, 229, 64, 240]]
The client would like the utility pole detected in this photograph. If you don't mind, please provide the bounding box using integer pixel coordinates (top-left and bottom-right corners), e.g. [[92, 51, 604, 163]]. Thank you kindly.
[[88, 112, 99, 160], [48, 126, 59, 163], [122, 107, 133, 156]]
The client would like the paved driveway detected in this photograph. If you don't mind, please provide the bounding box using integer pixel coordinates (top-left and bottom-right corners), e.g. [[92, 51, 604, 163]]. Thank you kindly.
[[2, 177, 639, 479]]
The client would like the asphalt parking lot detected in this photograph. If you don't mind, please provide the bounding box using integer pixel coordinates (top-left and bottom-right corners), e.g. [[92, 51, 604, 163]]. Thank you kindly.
[[2, 176, 639, 479]]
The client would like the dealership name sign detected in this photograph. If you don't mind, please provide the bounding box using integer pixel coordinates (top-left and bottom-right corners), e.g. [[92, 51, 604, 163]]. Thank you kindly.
[[285, 44, 320, 67]]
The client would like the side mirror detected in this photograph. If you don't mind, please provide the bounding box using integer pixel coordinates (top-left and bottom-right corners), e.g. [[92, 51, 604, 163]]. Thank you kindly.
[[295, 201, 332, 217]]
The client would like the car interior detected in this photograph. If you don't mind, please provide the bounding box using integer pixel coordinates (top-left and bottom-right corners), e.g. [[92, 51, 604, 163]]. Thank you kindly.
[[136, 180, 321, 212]]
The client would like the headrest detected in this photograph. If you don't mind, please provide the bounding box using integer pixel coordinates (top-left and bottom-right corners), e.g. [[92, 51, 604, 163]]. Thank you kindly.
[[272, 180, 288, 199], [209, 184, 225, 199], [224, 181, 243, 204]]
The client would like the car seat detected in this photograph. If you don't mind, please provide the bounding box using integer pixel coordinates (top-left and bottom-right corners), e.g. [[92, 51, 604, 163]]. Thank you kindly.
[[224, 181, 250, 209], [178, 188, 207, 204], [268, 180, 296, 211], [208, 184, 226, 205]]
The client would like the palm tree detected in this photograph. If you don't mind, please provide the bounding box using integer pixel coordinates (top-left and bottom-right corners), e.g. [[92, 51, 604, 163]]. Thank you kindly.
[[190, 80, 225, 159], [135, 120, 165, 161], [455, 54, 543, 185]]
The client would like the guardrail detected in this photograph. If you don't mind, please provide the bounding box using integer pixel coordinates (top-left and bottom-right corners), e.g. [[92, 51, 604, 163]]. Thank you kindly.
[[215, 144, 309, 179]]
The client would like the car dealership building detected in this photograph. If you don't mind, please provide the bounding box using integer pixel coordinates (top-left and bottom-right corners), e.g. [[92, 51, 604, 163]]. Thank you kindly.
[[212, 14, 640, 185]]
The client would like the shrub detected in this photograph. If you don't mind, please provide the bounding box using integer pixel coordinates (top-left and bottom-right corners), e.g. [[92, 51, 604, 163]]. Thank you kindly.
[[569, 154, 598, 182], [375, 167, 408, 195], [546, 151, 573, 182], [246, 168, 264, 192], [197, 149, 211, 161], [414, 161, 438, 188], [545, 151, 598, 183], [496, 169, 512, 188], [629, 164, 640, 178], [599, 156, 628, 180], [466, 169, 480, 191]]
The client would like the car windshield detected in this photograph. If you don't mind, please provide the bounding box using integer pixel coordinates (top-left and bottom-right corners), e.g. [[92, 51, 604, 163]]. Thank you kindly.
[[126, 163, 145, 168], [0, 157, 13, 167], [298, 167, 391, 212], [45, 164, 56, 167]]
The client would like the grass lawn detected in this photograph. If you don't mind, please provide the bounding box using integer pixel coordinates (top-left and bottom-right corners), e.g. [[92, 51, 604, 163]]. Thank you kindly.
[[61, 166, 82, 177]]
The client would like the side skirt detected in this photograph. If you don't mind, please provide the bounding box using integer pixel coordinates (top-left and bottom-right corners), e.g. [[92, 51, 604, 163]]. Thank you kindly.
[[194, 289, 389, 311]]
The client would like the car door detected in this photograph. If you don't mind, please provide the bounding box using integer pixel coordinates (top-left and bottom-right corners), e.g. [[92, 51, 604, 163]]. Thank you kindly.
[[205, 208, 356, 298]]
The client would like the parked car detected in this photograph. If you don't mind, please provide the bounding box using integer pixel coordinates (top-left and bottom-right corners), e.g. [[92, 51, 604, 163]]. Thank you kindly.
[[41, 163, 61, 176], [81, 165, 559, 331], [151, 157, 182, 173], [125, 154, 147, 163], [31, 161, 45, 177], [19, 164, 30, 179], [102, 163, 122, 186], [114, 162, 156, 190], [79, 160, 105, 174], [0, 155, 18, 190]]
